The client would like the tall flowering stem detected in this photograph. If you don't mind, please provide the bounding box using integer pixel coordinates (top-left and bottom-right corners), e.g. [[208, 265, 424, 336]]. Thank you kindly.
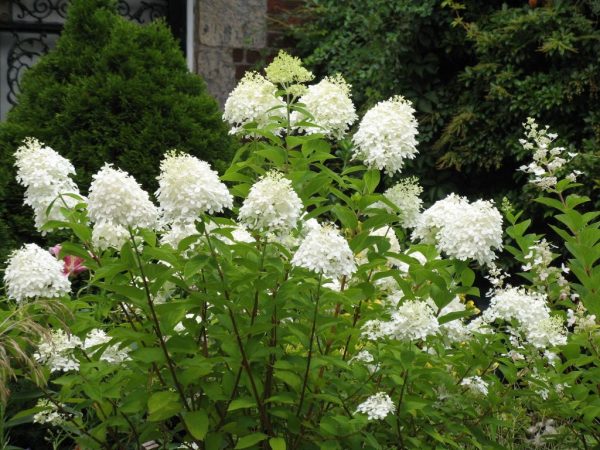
[[297, 273, 323, 417], [126, 230, 193, 417], [200, 223, 273, 437]]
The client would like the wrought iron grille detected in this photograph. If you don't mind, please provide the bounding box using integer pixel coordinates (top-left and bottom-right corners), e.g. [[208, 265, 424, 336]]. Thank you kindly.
[[0, 0, 186, 120]]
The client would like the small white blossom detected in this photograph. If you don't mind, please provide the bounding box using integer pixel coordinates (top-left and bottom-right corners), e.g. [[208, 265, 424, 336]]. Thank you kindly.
[[88, 164, 158, 230], [83, 329, 130, 364], [460, 376, 489, 396], [293, 74, 357, 139], [156, 151, 233, 223], [377, 177, 423, 228], [239, 172, 303, 234], [352, 96, 419, 175], [33, 399, 68, 426], [362, 300, 439, 342], [92, 221, 129, 251], [34, 329, 82, 372], [161, 222, 200, 250], [412, 194, 503, 266], [4, 243, 71, 302], [519, 118, 579, 191], [350, 350, 378, 373], [291, 223, 356, 279], [525, 316, 567, 349], [567, 303, 597, 333], [484, 287, 567, 349], [223, 71, 285, 135], [355, 392, 396, 421], [14, 138, 84, 232]]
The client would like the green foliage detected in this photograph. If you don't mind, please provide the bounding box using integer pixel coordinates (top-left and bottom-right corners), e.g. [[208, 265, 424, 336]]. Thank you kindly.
[[292, 0, 600, 203], [1, 53, 599, 450], [0, 0, 234, 257]]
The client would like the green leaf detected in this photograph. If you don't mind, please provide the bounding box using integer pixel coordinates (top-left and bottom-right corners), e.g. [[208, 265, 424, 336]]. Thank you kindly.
[[228, 398, 257, 411], [332, 204, 358, 229], [147, 391, 181, 422], [184, 409, 209, 440], [256, 146, 287, 165], [363, 169, 380, 194], [534, 196, 564, 211], [269, 438, 286, 450], [235, 433, 268, 449]]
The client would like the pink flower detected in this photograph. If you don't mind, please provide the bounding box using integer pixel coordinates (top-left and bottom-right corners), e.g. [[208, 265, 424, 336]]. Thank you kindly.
[[50, 244, 87, 277]]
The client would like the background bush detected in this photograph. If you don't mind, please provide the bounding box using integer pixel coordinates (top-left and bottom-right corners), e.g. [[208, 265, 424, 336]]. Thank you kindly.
[[291, 0, 600, 203], [0, 0, 234, 258]]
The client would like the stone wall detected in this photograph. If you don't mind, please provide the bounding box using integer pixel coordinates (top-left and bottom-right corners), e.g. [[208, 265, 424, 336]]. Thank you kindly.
[[195, 0, 268, 107], [194, 0, 300, 107]]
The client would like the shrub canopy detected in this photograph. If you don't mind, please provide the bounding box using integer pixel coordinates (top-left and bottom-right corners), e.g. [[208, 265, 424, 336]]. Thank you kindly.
[[0, 0, 233, 256]]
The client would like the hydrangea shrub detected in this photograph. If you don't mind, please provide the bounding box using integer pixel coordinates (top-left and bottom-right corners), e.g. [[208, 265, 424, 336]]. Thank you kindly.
[[1, 51, 599, 449]]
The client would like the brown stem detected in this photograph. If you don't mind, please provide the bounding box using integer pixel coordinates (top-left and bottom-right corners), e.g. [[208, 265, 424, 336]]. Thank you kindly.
[[296, 274, 323, 417], [128, 230, 191, 413]]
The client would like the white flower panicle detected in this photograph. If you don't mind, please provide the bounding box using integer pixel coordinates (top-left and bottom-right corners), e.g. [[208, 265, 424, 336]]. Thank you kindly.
[[378, 177, 423, 228], [156, 151, 233, 223], [483, 287, 550, 329], [567, 302, 597, 333], [223, 71, 285, 135], [522, 239, 569, 293], [387, 300, 440, 341], [355, 392, 396, 421], [484, 287, 567, 349], [34, 329, 82, 372], [352, 96, 419, 175], [161, 222, 199, 250], [91, 221, 130, 251], [519, 118, 580, 191], [526, 316, 568, 349], [83, 329, 130, 364], [4, 243, 71, 302], [362, 300, 439, 342], [291, 223, 357, 279], [14, 137, 83, 231], [238, 171, 303, 234], [265, 50, 314, 87], [460, 376, 489, 396], [293, 74, 357, 139], [412, 194, 503, 266], [33, 399, 68, 426], [88, 164, 158, 230]]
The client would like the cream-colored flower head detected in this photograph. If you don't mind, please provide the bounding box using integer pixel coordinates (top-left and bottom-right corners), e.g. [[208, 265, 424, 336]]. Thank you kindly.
[[265, 50, 314, 87]]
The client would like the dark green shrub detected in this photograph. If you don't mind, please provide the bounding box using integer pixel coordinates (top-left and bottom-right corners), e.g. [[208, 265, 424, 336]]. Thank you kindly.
[[292, 0, 600, 204], [0, 0, 233, 256]]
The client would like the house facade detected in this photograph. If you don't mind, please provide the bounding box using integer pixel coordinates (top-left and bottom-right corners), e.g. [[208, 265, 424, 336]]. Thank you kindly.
[[0, 0, 292, 120]]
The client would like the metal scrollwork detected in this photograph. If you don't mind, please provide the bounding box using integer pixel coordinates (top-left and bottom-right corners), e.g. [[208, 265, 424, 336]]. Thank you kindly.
[[11, 0, 69, 22], [6, 32, 52, 105], [116, 0, 168, 24]]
